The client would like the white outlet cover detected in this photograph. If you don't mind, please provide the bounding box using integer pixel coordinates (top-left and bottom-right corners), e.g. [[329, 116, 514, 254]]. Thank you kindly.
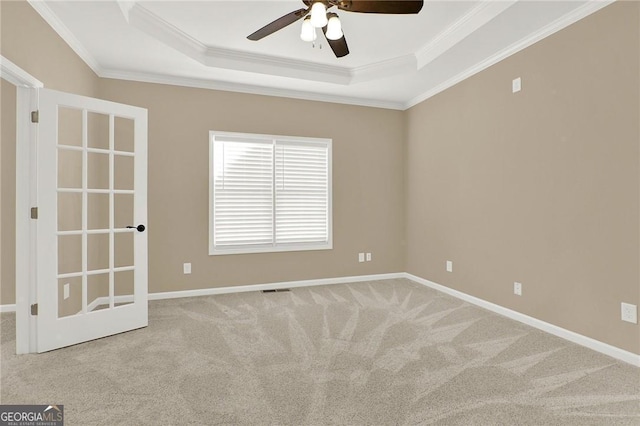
[[446, 261, 453, 272], [358, 253, 365, 263], [366, 253, 372, 262], [512, 77, 522, 93], [514, 282, 522, 296], [621, 302, 637, 324], [183, 263, 192, 274]]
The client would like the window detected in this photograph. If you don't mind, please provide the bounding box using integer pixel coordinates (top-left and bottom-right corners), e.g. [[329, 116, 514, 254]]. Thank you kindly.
[[209, 131, 332, 255]]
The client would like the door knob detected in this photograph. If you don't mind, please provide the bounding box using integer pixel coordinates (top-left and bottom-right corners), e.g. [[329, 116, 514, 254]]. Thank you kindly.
[[126, 224, 146, 233]]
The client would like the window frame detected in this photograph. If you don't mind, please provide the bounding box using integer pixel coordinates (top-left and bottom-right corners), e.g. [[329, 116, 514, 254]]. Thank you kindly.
[[209, 130, 333, 256]]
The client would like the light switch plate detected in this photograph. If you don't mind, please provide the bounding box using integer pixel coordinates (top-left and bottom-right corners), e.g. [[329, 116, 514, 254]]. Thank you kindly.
[[366, 253, 372, 262], [183, 263, 192, 274], [446, 261, 453, 272], [358, 253, 365, 263]]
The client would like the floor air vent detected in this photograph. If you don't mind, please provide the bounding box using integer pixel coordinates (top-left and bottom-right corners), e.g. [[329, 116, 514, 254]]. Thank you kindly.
[[262, 289, 291, 293]]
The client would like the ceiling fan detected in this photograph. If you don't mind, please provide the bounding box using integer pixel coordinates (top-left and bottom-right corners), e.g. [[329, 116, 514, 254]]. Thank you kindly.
[[247, 1, 424, 58]]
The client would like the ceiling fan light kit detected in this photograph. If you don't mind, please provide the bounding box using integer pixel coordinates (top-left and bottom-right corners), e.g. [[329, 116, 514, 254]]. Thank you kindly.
[[248, 1, 424, 58]]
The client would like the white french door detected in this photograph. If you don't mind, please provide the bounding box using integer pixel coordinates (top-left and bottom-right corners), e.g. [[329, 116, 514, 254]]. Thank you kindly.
[[36, 88, 148, 352]]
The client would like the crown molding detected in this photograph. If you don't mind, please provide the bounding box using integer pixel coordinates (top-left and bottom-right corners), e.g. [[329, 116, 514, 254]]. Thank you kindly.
[[404, 0, 616, 110], [415, 0, 518, 69], [127, 2, 206, 61], [99, 68, 405, 110], [27, 0, 103, 75], [201, 45, 352, 84], [350, 54, 417, 84]]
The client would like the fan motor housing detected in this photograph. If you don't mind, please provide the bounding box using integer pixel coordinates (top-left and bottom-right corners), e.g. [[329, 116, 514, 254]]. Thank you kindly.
[[303, 0, 352, 9]]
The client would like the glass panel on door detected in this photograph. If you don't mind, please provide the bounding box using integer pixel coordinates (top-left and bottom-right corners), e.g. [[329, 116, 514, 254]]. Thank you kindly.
[[58, 276, 82, 319], [114, 116, 135, 153], [58, 107, 82, 147], [87, 273, 110, 312], [114, 270, 134, 308], [87, 112, 109, 150], [57, 149, 82, 189], [114, 155, 134, 190]]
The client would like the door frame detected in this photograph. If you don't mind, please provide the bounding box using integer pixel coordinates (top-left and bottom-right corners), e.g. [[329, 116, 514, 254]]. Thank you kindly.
[[1, 55, 43, 354]]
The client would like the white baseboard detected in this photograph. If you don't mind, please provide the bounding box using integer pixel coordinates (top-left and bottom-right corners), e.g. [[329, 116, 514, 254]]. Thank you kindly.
[[0, 304, 16, 313], [148, 272, 406, 301], [404, 273, 640, 368]]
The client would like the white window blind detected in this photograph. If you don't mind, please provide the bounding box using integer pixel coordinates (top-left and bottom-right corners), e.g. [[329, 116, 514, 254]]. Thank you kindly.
[[212, 138, 273, 248], [210, 132, 332, 255], [275, 142, 329, 245]]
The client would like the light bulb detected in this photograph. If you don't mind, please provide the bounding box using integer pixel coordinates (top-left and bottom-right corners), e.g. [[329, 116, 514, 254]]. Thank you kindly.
[[300, 16, 317, 42], [325, 14, 343, 40], [310, 2, 328, 28]]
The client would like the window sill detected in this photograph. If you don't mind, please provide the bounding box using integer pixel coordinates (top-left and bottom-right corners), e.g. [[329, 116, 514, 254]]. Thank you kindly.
[[209, 243, 332, 256]]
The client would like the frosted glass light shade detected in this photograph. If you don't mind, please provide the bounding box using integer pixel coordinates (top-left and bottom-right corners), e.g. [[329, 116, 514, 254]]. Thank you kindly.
[[310, 2, 328, 28], [300, 17, 317, 42], [325, 15, 343, 40]]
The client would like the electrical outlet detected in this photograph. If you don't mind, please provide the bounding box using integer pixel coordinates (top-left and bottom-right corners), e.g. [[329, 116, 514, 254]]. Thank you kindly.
[[183, 263, 191, 274], [446, 261, 453, 272], [366, 253, 372, 262], [358, 253, 365, 263], [514, 282, 522, 296], [64, 283, 70, 300], [512, 77, 522, 93], [621, 303, 637, 324]]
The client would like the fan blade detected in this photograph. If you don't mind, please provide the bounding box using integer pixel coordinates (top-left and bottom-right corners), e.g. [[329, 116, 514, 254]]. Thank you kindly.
[[337, 1, 423, 14], [247, 8, 308, 41], [322, 26, 349, 58]]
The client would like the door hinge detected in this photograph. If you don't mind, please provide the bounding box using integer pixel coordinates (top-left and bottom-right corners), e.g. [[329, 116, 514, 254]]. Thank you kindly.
[[31, 110, 39, 123], [31, 303, 38, 316], [30, 207, 38, 219]]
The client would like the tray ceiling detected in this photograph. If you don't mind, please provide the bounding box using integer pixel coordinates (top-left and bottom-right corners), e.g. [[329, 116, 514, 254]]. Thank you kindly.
[[30, 0, 612, 109]]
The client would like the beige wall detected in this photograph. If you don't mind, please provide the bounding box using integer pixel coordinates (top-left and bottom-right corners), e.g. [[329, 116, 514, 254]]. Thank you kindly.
[[0, 80, 16, 305], [97, 79, 406, 293], [405, 1, 640, 353], [0, 0, 100, 305]]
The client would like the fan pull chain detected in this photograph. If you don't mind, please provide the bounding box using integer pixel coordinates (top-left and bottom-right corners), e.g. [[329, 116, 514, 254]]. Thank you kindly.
[[312, 27, 318, 49], [311, 28, 322, 50]]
